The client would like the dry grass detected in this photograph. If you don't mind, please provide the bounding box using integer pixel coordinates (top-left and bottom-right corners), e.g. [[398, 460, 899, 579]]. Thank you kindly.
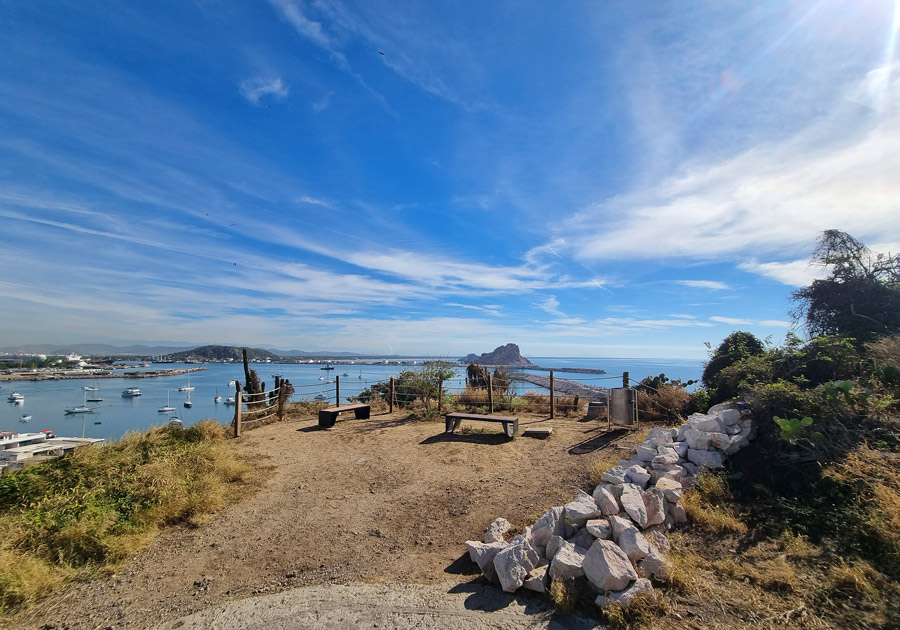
[[548, 578, 577, 614], [680, 473, 748, 535], [0, 421, 257, 617]]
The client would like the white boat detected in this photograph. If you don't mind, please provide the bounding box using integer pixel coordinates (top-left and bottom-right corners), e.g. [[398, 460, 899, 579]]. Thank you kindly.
[[66, 391, 95, 414], [214, 388, 222, 403], [122, 387, 142, 397], [167, 416, 183, 426], [184, 391, 192, 409], [223, 397, 236, 406], [82, 385, 98, 391], [20, 414, 31, 422], [87, 395, 104, 402], [313, 393, 327, 401], [158, 391, 176, 413], [178, 376, 194, 392], [7, 392, 24, 402]]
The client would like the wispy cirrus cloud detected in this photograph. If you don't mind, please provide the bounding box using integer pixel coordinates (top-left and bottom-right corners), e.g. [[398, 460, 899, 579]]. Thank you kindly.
[[677, 280, 732, 291], [710, 316, 755, 326], [239, 77, 289, 103]]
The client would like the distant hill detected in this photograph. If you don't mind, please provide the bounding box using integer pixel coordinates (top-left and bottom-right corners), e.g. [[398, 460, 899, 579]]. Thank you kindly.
[[460, 343, 535, 367], [268, 348, 364, 358], [169, 345, 280, 362], [0, 343, 194, 356]]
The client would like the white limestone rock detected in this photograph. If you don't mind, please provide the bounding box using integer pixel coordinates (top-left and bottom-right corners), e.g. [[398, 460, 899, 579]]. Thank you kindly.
[[659, 441, 689, 458], [465, 540, 508, 583], [683, 427, 711, 450], [607, 514, 633, 542], [617, 526, 651, 562], [586, 519, 612, 540], [707, 432, 732, 451], [596, 578, 654, 609], [642, 487, 667, 528], [635, 443, 657, 462], [689, 413, 723, 433], [483, 517, 513, 543], [523, 565, 549, 593], [493, 536, 540, 593], [638, 545, 670, 579], [624, 465, 651, 488], [687, 448, 724, 469], [716, 408, 742, 426], [655, 478, 683, 503], [530, 506, 565, 547], [564, 490, 602, 526], [601, 465, 627, 485], [582, 539, 638, 592], [676, 423, 691, 442], [620, 483, 648, 527], [643, 528, 671, 554], [545, 534, 565, 561], [549, 541, 587, 580], [669, 502, 687, 524], [592, 485, 620, 515], [651, 450, 680, 466], [646, 427, 676, 447], [569, 526, 595, 551]]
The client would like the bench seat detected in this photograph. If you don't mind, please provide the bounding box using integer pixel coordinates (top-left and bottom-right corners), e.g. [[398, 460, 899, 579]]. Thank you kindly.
[[319, 403, 370, 428], [444, 412, 519, 438]]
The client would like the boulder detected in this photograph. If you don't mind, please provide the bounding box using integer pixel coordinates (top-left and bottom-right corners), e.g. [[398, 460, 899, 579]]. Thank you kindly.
[[592, 485, 620, 515], [689, 413, 722, 433], [545, 534, 565, 561], [530, 506, 564, 547], [646, 427, 676, 447], [465, 540, 508, 583], [651, 451, 680, 466], [651, 469, 683, 485], [586, 519, 612, 540], [601, 466, 627, 485], [642, 487, 667, 527], [582, 539, 638, 592], [635, 443, 657, 462], [683, 427, 711, 450], [483, 517, 513, 543], [607, 515, 632, 541], [564, 490, 602, 526], [643, 528, 671, 554], [568, 526, 595, 551], [707, 401, 736, 416], [617, 526, 651, 562], [717, 408, 742, 426], [523, 565, 549, 593], [707, 432, 731, 451], [676, 423, 691, 442], [493, 536, 540, 593], [655, 478, 683, 503], [624, 465, 651, 488], [687, 448, 724, 469], [620, 484, 648, 527], [638, 546, 670, 579], [549, 541, 586, 580], [659, 441, 688, 458], [726, 435, 749, 454], [669, 502, 687, 524], [725, 424, 742, 436], [596, 578, 654, 609]]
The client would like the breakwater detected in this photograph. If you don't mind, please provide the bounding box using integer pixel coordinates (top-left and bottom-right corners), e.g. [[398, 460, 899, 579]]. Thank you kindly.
[[0, 367, 206, 382], [512, 372, 609, 401]]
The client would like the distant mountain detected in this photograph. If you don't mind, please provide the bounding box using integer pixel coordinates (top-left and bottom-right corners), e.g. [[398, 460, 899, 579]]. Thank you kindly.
[[169, 345, 280, 362], [268, 348, 363, 357], [0, 343, 193, 356], [460, 343, 535, 367]]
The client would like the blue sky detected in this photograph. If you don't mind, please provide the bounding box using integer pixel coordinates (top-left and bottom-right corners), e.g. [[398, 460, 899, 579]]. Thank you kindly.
[[2, 1, 899, 358]]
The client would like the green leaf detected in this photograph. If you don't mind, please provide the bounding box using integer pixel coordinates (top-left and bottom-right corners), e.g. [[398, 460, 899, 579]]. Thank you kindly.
[[800, 417, 814, 427], [812, 432, 825, 443], [837, 380, 853, 393]]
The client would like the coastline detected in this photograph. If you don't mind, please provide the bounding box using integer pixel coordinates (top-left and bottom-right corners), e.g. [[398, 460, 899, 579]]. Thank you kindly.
[[0, 366, 206, 383]]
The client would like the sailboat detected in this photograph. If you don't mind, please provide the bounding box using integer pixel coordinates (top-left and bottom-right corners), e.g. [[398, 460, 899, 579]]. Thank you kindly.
[[158, 391, 176, 413], [178, 376, 194, 392], [184, 388, 192, 408], [86, 378, 103, 402], [65, 390, 94, 414], [214, 388, 222, 403]]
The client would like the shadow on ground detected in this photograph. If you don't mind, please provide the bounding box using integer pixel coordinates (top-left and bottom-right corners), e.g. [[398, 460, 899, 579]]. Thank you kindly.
[[567, 428, 629, 455]]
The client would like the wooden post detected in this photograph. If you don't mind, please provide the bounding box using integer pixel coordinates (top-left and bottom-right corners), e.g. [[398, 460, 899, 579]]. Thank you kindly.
[[487, 373, 494, 413], [276, 378, 286, 421], [242, 348, 252, 394], [273, 376, 281, 410], [623, 371, 629, 388], [549, 370, 555, 419], [438, 379, 443, 413], [574, 395, 579, 416], [389, 377, 395, 414], [234, 391, 242, 438], [335, 375, 340, 405]]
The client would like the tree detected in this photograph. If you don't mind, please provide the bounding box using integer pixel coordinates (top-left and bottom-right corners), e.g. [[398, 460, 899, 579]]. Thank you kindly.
[[702, 331, 766, 404], [791, 230, 900, 345]]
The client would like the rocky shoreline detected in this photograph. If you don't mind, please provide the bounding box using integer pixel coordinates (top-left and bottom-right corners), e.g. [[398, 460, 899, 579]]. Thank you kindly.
[[0, 366, 206, 382]]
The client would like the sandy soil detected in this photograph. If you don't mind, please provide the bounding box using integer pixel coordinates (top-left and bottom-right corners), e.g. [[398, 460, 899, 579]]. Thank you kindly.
[[17, 410, 644, 629]]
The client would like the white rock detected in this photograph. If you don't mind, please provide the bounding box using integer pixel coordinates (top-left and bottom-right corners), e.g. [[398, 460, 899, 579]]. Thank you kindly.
[[465, 540, 508, 583], [642, 487, 667, 528], [620, 484, 648, 527], [689, 413, 723, 433], [493, 536, 540, 593], [669, 502, 687, 524], [549, 541, 587, 580], [564, 490, 602, 526], [646, 427, 676, 447], [651, 469, 683, 485], [545, 534, 565, 560], [652, 450, 680, 466], [676, 423, 690, 442], [596, 578, 655, 609], [659, 441, 689, 458], [586, 519, 612, 540], [707, 401, 736, 415], [683, 427, 711, 450], [607, 514, 632, 541], [601, 466, 627, 485], [655, 478, 683, 503], [707, 432, 731, 451], [638, 546, 669, 579], [643, 529, 671, 554], [592, 485, 620, 515], [523, 564, 549, 593], [624, 465, 651, 488], [717, 408, 742, 426], [530, 506, 564, 547], [634, 444, 657, 462], [726, 436, 749, 454], [687, 448, 724, 469], [617, 526, 651, 562], [583, 539, 638, 592], [569, 527, 595, 551], [483, 517, 513, 543]]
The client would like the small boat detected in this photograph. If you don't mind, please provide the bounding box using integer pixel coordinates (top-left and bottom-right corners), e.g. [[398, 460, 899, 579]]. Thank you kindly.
[[313, 393, 327, 401], [87, 396, 104, 402], [223, 397, 236, 406], [82, 385, 98, 391], [342, 373, 350, 377], [320, 366, 334, 370], [168, 417, 183, 426], [66, 390, 95, 414], [214, 388, 222, 403], [20, 414, 31, 422], [122, 387, 142, 397], [158, 391, 176, 413], [93, 421, 102, 425], [7, 392, 24, 403], [318, 376, 325, 380], [178, 376, 194, 392]]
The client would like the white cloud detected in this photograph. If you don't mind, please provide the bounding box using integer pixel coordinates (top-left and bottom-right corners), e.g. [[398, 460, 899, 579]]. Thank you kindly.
[[269, 0, 332, 48], [710, 316, 754, 325], [296, 195, 332, 207], [677, 280, 732, 291], [239, 77, 289, 103], [739, 259, 826, 287], [760, 320, 793, 327], [445, 302, 501, 316]]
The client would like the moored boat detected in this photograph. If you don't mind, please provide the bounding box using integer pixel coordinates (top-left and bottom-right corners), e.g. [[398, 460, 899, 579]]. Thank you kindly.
[[7, 392, 24, 403], [122, 387, 142, 397]]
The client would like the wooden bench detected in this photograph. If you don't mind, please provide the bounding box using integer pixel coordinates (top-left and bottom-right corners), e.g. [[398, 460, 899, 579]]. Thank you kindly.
[[444, 412, 519, 438], [319, 403, 370, 428]]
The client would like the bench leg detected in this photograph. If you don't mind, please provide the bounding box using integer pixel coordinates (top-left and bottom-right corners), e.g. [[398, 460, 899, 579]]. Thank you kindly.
[[503, 422, 515, 438], [318, 411, 337, 429], [354, 407, 370, 419], [445, 417, 454, 433]]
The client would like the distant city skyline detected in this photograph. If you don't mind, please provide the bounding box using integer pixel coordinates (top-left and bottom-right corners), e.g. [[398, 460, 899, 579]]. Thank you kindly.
[[2, 2, 898, 359]]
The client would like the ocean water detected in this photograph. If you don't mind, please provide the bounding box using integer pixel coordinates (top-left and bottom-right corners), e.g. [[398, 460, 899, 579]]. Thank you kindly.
[[0, 357, 703, 441]]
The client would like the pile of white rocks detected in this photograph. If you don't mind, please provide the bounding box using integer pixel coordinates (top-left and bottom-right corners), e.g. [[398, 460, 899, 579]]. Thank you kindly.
[[464, 401, 756, 609]]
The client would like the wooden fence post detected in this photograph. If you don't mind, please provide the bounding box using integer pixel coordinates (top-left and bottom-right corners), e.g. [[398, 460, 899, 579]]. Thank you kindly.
[[276, 378, 286, 421], [549, 370, 555, 419], [574, 395, 579, 416], [234, 391, 242, 438], [335, 375, 340, 405], [389, 377, 395, 414], [623, 371, 629, 388], [438, 379, 443, 413], [487, 373, 494, 413]]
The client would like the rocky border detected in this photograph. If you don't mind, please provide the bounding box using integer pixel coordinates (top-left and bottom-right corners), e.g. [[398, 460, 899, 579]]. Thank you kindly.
[[464, 401, 756, 609]]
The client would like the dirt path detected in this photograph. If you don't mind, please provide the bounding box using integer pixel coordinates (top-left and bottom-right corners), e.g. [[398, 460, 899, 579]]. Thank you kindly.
[[17, 411, 644, 629]]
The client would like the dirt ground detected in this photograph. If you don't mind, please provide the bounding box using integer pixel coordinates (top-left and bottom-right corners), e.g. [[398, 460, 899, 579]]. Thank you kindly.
[[17, 410, 645, 629]]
